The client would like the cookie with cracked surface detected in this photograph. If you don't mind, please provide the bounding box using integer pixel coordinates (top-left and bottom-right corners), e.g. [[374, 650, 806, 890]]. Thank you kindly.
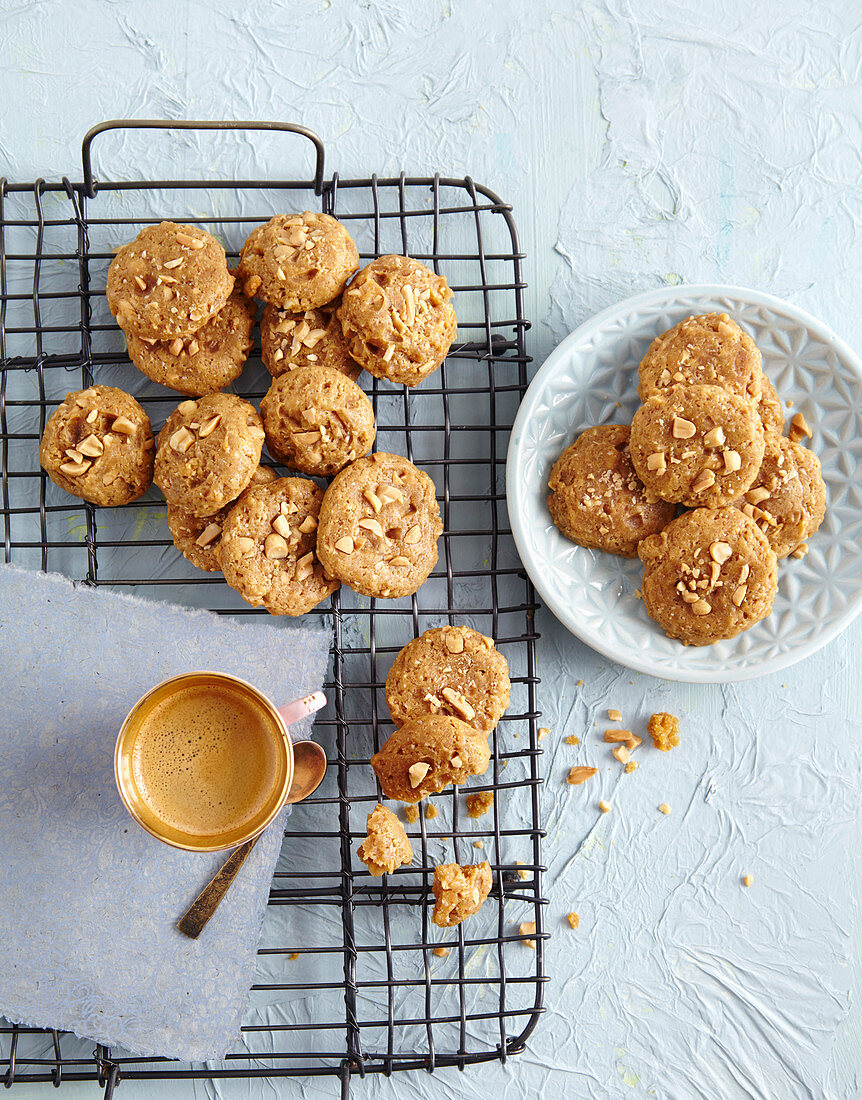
[[638, 507, 778, 646], [316, 452, 442, 599], [338, 255, 456, 386], [637, 312, 762, 405], [260, 299, 361, 381], [219, 476, 339, 616], [385, 626, 511, 736], [757, 373, 785, 436], [106, 221, 234, 340], [431, 861, 492, 927], [126, 283, 256, 396], [260, 364, 375, 477], [39, 386, 154, 506], [548, 424, 676, 557], [166, 465, 277, 572], [370, 715, 491, 804], [154, 393, 265, 517], [357, 804, 413, 876], [630, 384, 765, 508], [237, 212, 358, 311], [732, 435, 825, 559]]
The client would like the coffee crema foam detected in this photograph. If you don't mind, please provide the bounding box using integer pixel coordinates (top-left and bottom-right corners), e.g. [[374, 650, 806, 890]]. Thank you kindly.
[[130, 683, 282, 837]]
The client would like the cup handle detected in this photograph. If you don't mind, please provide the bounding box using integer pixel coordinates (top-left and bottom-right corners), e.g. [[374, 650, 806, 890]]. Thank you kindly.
[[277, 690, 327, 727], [276, 691, 327, 805]]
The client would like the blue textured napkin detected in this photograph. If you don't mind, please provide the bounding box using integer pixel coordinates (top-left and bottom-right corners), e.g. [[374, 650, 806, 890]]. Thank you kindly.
[[0, 565, 330, 1062]]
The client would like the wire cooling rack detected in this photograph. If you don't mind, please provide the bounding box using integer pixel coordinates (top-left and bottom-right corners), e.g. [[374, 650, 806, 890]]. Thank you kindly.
[[0, 121, 544, 1097]]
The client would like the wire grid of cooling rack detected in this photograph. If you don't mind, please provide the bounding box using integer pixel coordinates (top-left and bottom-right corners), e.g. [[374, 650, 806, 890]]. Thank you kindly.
[[0, 121, 545, 1097]]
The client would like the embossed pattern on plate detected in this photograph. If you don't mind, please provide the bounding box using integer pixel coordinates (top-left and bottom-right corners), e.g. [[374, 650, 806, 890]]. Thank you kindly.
[[507, 285, 862, 683]]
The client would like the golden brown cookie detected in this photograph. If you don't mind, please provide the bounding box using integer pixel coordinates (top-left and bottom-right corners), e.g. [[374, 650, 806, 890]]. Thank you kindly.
[[757, 374, 785, 435], [106, 222, 234, 340], [126, 284, 256, 396], [39, 386, 154, 506], [316, 452, 442, 598], [260, 365, 376, 477], [370, 715, 491, 803], [431, 862, 492, 927], [630, 385, 765, 508], [357, 804, 413, 876], [547, 424, 676, 557], [154, 393, 265, 517], [166, 465, 277, 572], [260, 299, 361, 381], [385, 626, 511, 736], [638, 507, 778, 646], [637, 313, 762, 405], [338, 255, 457, 386], [237, 212, 358, 311], [219, 477, 339, 616], [733, 435, 826, 559]]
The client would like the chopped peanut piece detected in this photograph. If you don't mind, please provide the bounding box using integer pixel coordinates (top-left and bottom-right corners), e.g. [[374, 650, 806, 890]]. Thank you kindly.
[[658, 803, 671, 815], [519, 921, 537, 949], [433, 947, 450, 958], [648, 712, 680, 751], [612, 745, 630, 764], [566, 766, 597, 785], [788, 412, 812, 442], [566, 912, 580, 930], [515, 861, 530, 881], [288, 952, 299, 961], [425, 803, 438, 820], [743, 874, 753, 888], [598, 800, 611, 813], [603, 729, 642, 752], [607, 709, 622, 722], [537, 727, 550, 741]]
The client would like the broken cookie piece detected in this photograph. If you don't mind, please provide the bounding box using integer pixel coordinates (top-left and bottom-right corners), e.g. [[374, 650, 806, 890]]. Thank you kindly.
[[357, 804, 413, 876], [648, 712, 680, 751], [431, 861, 492, 927], [370, 715, 491, 803]]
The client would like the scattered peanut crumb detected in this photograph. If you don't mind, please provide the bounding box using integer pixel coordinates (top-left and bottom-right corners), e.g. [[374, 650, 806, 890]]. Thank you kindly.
[[612, 744, 630, 764], [607, 708, 622, 721], [787, 399, 794, 407], [473, 839, 485, 849], [403, 804, 420, 824], [433, 947, 450, 958], [563, 735, 580, 745], [648, 712, 680, 752], [576, 679, 583, 686], [466, 791, 494, 818], [567, 765, 598, 785], [790, 543, 808, 559], [604, 729, 642, 751], [566, 912, 580, 930], [519, 920, 536, 949], [598, 800, 611, 813], [288, 952, 299, 961], [624, 761, 639, 773], [515, 861, 530, 881], [658, 803, 671, 815], [788, 411, 812, 442], [425, 803, 438, 819], [537, 727, 550, 741], [743, 874, 753, 888]]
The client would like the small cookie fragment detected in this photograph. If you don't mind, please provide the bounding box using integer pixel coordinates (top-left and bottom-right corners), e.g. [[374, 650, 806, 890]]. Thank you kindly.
[[370, 715, 491, 803], [431, 861, 492, 927], [338, 255, 457, 386], [237, 212, 359, 311], [39, 386, 154, 507], [260, 298, 361, 381], [465, 791, 494, 818], [566, 912, 580, 929], [385, 626, 510, 735], [548, 425, 676, 556], [403, 804, 420, 824], [260, 364, 376, 477], [648, 712, 680, 752], [357, 804, 413, 876]]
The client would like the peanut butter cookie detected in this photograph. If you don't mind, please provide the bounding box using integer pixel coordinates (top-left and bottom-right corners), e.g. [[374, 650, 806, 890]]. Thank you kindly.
[[316, 452, 442, 598], [219, 477, 339, 616], [370, 715, 491, 803], [757, 374, 785, 436], [154, 393, 264, 517], [260, 365, 375, 477], [237, 212, 358, 311], [431, 861, 492, 927], [106, 222, 234, 340], [732, 435, 826, 559], [338, 255, 456, 386], [630, 384, 765, 507], [260, 299, 361, 381], [357, 804, 413, 876], [385, 626, 511, 735], [166, 465, 277, 572], [126, 283, 256, 396], [39, 386, 154, 506], [637, 313, 762, 405], [548, 424, 676, 557], [638, 507, 778, 646]]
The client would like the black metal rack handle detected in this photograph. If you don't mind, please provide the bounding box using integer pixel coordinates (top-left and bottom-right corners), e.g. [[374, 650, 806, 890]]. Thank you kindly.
[[80, 119, 325, 198]]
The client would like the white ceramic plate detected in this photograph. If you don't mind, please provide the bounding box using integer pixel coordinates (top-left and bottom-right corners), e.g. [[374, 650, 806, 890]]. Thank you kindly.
[[507, 285, 862, 683]]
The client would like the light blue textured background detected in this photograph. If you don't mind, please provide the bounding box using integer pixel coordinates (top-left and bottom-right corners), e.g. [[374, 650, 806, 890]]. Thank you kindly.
[[2, 1, 862, 1097]]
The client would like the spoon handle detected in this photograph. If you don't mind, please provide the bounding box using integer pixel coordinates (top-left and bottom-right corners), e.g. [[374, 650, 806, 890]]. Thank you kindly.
[[177, 837, 257, 939]]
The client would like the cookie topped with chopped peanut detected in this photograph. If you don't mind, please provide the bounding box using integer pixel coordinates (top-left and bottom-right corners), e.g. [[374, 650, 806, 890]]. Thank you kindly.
[[431, 861, 492, 927], [260, 298, 361, 381], [370, 715, 491, 803]]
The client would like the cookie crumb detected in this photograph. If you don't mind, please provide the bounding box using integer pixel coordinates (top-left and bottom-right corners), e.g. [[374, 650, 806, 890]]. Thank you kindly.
[[425, 803, 438, 819], [433, 947, 450, 958], [403, 804, 420, 824], [576, 679, 583, 686], [648, 712, 680, 751], [473, 839, 485, 849], [743, 874, 753, 887], [537, 727, 550, 741], [566, 912, 580, 929], [515, 861, 530, 881], [624, 761, 639, 773], [598, 800, 611, 813], [466, 791, 494, 818], [566, 765, 598, 785], [563, 735, 580, 745], [289, 952, 299, 961], [658, 803, 671, 815], [607, 708, 622, 721], [519, 920, 537, 949]]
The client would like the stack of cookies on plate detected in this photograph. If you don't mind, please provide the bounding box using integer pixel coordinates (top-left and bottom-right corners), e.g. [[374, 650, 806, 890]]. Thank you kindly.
[[38, 213, 460, 617], [548, 313, 826, 646]]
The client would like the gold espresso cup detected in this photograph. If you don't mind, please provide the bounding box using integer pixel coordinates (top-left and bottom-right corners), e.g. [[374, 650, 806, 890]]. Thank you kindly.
[[115, 671, 325, 853]]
